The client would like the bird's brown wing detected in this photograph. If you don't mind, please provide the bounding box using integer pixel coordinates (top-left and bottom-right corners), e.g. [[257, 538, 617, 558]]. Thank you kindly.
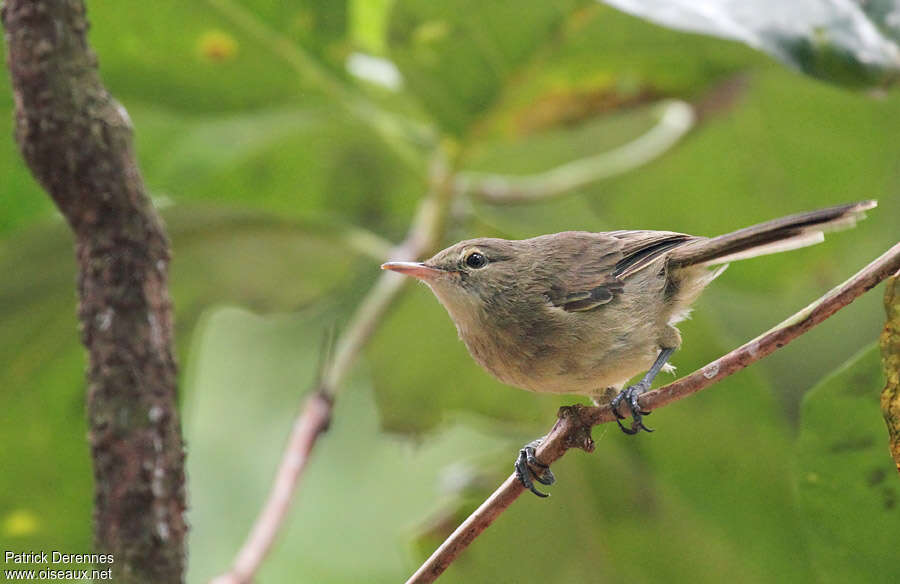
[[535, 232, 624, 312], [541, 231, 695, 312], [608, 230, 696, 279]]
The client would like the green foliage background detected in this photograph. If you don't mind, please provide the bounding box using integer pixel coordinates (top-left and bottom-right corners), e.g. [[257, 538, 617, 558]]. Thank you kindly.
[[1, 1, 898, 582]]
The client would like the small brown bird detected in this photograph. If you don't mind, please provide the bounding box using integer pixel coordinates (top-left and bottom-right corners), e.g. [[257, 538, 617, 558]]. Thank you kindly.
[[383, 201, 875, 496]]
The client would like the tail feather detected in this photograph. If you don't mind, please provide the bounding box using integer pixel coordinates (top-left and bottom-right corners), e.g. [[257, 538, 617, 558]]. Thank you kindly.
[[668, 200, 876, 268]]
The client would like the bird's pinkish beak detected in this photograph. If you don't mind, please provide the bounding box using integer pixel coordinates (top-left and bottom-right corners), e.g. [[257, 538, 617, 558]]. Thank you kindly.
[[381, 261, 442, 281]]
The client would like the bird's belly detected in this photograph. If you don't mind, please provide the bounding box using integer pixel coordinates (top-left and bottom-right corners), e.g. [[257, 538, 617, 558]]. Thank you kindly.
[[520, 347, 656, 395], [462, 325, 659, 397]]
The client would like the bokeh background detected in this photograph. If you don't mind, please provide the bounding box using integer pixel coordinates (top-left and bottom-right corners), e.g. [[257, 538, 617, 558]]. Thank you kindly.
[[2, 1, 899, 582]]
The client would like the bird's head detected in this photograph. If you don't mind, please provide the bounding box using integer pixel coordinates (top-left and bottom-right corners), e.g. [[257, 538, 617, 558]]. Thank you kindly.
[[382, 238, 523, 326]]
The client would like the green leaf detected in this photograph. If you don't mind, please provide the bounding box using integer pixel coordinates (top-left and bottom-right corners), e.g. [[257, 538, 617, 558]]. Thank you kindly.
[[601, 0, 900, 88], [794, 344, 899, 584], [89, 1, 325, 113], [349, 0, 396, 54], [164, 206, 370, 317], [387, 0, 581, 135], [0, 0, 426, 236], [131, 104, 423, 241], [387, 1, 758, 138]]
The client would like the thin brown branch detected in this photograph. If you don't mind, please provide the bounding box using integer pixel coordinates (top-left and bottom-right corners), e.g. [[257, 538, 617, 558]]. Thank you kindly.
[[2, 1, 186, 581], [209, 392, 333, 584], [406, 240, 900, 584], [211, 154, 458, 584]]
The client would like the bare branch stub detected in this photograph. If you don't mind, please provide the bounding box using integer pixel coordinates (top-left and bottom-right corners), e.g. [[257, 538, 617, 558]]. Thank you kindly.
[[3, 1, 186, 580]]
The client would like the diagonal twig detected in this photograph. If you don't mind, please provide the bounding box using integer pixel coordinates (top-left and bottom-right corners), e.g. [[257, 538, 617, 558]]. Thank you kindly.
[[406, 240, 900, 584], [210, 154, 458, 584]]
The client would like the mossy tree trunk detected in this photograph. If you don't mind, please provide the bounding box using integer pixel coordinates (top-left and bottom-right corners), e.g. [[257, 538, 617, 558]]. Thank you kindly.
[[2, 1, 186, 581]]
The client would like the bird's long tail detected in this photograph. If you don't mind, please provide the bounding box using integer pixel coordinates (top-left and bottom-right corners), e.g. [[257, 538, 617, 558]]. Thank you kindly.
[[668, 200, 877, 268]]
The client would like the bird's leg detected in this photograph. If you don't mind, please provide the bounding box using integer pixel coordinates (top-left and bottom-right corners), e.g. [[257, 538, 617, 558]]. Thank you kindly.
[[611, 347, 675, 435], [514, 438, 556, 498]]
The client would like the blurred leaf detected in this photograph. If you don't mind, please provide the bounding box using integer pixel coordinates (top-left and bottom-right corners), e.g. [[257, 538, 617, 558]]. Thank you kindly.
[[387, 2, 758, 138], [88, 1, 323, 113], [602, 0, 900, 88], [387, 0, 581, 135], [183, 306, 510, 583], [195, 0, 431, 172], [131, 103, 423, 241], [168, 205, 380, 308], [794, 344, 900, 584], [468, 4, 760, 142], [350, 0, 396, 54], [92, 0, 427, 238], [0, 0, 426, 236], [229, 0, 350, 65]]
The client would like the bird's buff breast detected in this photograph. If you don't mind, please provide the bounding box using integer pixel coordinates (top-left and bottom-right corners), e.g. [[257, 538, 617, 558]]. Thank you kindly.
[[453, 308, 659, 397]]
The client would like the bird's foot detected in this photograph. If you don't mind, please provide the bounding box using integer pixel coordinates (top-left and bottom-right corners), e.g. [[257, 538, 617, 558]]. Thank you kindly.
[[610, 382, 653, 435], [514, 439, 555, 498]]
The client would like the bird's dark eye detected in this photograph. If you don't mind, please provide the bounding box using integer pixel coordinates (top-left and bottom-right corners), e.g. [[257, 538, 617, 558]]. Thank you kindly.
[[465, 251, 487, 269]]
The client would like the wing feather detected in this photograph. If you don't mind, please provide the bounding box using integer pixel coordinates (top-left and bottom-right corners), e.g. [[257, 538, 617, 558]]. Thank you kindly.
[[538, 230, 695, 312]]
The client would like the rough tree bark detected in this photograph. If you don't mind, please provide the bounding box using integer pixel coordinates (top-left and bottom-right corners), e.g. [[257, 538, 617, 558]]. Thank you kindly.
[[882, 275, 900, 474], [2, 1, 186, 581]]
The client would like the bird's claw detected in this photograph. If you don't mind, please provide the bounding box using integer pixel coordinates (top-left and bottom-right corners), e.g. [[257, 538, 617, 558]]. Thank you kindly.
[[611, 383, 654, 434], [514, 441, 555, 498]]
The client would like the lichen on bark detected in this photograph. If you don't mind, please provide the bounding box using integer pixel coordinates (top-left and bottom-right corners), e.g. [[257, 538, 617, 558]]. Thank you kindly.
[[881, 275, 900, 475]]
